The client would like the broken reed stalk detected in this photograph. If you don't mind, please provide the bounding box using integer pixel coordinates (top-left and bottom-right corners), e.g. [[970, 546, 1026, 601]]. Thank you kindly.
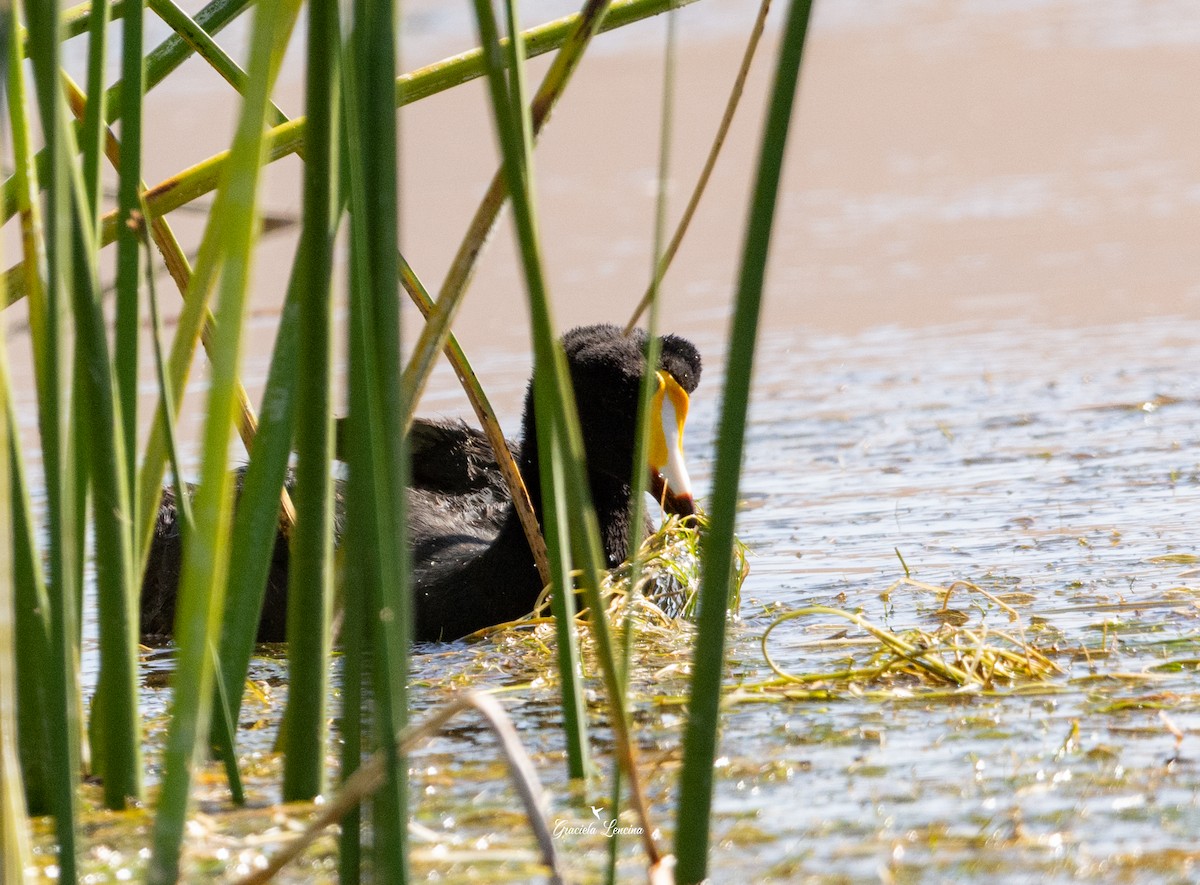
[[234, 692, 564, 885]]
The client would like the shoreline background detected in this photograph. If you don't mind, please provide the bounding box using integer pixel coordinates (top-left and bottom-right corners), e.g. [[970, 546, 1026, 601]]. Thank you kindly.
[[26, 0, 1200, 444]]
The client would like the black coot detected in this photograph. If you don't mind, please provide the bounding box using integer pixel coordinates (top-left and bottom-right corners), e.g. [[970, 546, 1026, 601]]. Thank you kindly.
[[140, 324, 701, 643]]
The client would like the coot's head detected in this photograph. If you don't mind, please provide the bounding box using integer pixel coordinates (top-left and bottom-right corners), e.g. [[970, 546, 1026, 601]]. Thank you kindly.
[[559, 324, 701, 515]]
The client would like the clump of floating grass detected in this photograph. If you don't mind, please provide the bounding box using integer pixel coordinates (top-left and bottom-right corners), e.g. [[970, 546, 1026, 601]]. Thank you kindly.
[[602, 513, 748, 622], [754, 578, 1063, 696], [545, 512, 744, 628], [452, 513, 747, 692], [476, 512, 745, 634]]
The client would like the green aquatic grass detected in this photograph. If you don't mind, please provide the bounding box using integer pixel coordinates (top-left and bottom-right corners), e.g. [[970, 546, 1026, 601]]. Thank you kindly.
[[3, 1, 766, 881], [281, 0, 339, 805], [147, 2, 301, 880], [674, 1, 815, 881], [0, 6, 30, 871], [17, 0, 86, 873], [341, 0, 409, 878]]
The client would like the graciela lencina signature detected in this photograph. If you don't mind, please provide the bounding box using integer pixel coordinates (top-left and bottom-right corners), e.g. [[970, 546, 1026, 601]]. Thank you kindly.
[[553, 804, 645, 839]]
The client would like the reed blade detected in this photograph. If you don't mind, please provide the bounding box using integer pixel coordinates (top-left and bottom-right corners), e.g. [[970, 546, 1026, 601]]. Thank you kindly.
[[114, 0, 147, 551], [341, 0, 409, 877], [0, 5, 32, 860], [147, 0, 291, 127], [19, 0, 85, 871], [147, 1, 300, 879], [282, 0, 340, 802], [79, 0, 110, 229], [3, 0, 256, 225], [673, 2, 814, 882], [473, 0, 670, 854]]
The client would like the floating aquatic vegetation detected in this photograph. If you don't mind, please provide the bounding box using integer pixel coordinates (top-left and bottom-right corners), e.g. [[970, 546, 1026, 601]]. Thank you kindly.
[[472, 512, 746, 638], [446, 514, 747, 701], [746, 578, 1065, 698]]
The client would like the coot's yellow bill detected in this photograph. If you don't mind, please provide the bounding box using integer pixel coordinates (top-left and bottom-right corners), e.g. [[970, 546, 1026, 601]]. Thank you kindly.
[[648, 370, 694, 517]]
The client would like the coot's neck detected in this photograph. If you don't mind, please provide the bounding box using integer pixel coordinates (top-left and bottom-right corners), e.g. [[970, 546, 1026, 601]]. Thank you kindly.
[[515, 393, 634, 569]]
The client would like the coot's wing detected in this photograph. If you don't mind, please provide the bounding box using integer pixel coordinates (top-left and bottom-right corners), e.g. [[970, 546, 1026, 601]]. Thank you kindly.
[[409, 417, 521, 536]]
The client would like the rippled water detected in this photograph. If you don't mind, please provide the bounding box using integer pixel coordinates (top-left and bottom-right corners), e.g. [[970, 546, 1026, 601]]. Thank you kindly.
[[28, 0, 1200, 879], [703, 318, 1200, 880], [399, 318, 1200, 883], [97, 317, 1200, 882]]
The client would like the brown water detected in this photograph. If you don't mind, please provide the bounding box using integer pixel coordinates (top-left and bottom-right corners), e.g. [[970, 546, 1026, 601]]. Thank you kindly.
[[19, 0, 1200, 881]]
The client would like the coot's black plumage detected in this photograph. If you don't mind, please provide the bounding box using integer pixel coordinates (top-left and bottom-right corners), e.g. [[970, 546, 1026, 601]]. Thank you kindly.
[[140, 324, 701, 643]]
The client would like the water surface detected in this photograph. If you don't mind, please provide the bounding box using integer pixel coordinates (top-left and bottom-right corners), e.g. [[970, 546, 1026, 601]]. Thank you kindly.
[[20, 0, 1200, 881]]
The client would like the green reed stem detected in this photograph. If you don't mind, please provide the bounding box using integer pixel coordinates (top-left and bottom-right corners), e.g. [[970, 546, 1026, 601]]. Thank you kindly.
[[673, 2, 814, 882], [610, 10, 676, 880], [0, 455, 30, 875], [282, 0, 339, 802], [624, 6, 676, 635], [475, 0, 667, 858], [139, 222, 193, 572], [138, 204, 247, 803], [0, 4, 31, 862], [341, 0, 408, 877], [51, 66, 143, 818], [483, 0, 598, 785], [133, 163, 228, 587], [70, 142, 142, 813], [215, 259, 301, 756], [542, 410, 589, 780], [338, 478, 364, 884], [6, 389, 51, 814], [116, 0, 252, 113], [338, 536, 364, 885], [79, 0, 109, 228], [0, 415, 30, 883], [147, 0, 290, 127], [19, 0, 83, 872], [1, 0, 696, 292], [114, 0, 146, 543], [4, 3, 53, 820], [147, 2, 300, 880], [40, 1, 126, 46], [4, 0, 254, 225]]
